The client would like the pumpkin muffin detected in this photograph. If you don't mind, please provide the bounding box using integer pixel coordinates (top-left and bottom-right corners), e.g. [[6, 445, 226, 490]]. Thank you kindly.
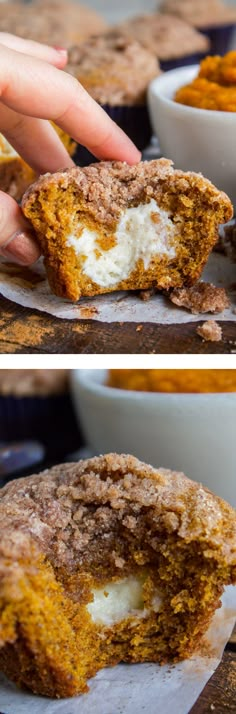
[[0, 128, 76, 201], [0, 134, 35, 202], [67, 34, 159, 158], [159, 0, 236, 55], [114, 13, 209, 71], [22, 158, 233, 302], [0, 0, 107, 47], [0, 453, 235, 698], [0, 369, 83, 464]]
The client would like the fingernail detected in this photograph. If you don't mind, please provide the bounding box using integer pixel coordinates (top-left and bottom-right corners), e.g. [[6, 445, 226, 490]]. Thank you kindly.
[[53, 46, 68, 55], [1, 231, 40, 265]]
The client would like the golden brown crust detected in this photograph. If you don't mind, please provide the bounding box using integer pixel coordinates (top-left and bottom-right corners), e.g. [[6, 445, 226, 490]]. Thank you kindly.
[[22, 159, 233, 302], [0, 454, 235, 698]]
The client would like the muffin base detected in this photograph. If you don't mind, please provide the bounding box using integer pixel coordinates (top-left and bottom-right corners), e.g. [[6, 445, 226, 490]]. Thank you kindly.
[[200, 23, 236, 56]]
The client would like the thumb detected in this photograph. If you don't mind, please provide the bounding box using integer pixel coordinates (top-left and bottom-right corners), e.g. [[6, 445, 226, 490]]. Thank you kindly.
[[0, 192, 40, 265]]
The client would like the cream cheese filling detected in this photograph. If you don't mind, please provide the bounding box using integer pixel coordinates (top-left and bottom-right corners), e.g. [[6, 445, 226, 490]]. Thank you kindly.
[[66, 199, 177, 288], [86, 575, 162, 626]]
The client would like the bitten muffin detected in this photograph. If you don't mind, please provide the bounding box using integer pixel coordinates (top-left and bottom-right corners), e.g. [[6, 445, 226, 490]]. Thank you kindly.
[[0, 0, 107, 46], [0, 454, 235, 698], [67, 34, 159, 157], [22, 159, 233, 302], [0, 128, 76, 201], [114, 13, 209, 70]]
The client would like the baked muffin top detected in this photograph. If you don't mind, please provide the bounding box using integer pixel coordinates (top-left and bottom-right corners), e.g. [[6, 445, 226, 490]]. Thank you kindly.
[[159, 0, 236, 29], [22, 158, 233, 228], [0, 369, 69, 396], [114, 13, 209, 60], [0, 0, 107, 46], [67, 34, 159, 105], [0, 454, 235, 576]]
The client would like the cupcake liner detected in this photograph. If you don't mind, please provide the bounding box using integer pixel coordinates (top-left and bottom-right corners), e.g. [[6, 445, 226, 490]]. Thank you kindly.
[[200, 23, 235, 56], [160, 52, 208, 72], [0, 394, 84, 462], [75, 104, 152, 166]]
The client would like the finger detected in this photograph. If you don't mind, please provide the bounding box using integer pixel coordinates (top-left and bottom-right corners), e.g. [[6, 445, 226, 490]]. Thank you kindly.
[[0, 106, 75, 173], [0, 192, 40, 265], [0, 33, 68, 68], [0, 44, 141, 164]]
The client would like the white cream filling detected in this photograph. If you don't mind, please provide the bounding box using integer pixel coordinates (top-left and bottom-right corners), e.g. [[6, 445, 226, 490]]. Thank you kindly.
[[66, 199, 177, 288], [0, 134, 18, 159], [86, 575, 162, 626]]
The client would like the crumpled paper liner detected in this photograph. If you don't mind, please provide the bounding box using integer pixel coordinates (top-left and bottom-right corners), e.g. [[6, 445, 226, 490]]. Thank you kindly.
[[0, 253, 235, 323], [0, 586, 235, 714]]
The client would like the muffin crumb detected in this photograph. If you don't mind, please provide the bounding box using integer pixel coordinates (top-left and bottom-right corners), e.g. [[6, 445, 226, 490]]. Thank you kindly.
[[169, 282, 230, 313], [196, 320, 222, 342]]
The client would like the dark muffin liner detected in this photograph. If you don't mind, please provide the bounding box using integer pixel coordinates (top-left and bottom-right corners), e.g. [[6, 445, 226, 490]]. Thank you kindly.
[[75, 104, 152, 166], [160, 52, 208, 72], [200, 23, 235, 55], [0, 394, 84, 463]]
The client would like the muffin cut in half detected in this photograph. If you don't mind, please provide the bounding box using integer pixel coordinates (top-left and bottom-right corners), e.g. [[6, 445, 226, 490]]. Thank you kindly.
[[0, 454, 235, 698], [22, 159, 233, 301]]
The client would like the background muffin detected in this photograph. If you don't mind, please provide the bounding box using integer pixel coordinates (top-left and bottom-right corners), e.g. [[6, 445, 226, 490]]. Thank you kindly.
[[0, 369, 84, 469], [159, 0, 236, 55], [67, 33, 160, 161], [0, 127, 76, 201], [114, 13, 210, 71], [0, 0, 107, 46]]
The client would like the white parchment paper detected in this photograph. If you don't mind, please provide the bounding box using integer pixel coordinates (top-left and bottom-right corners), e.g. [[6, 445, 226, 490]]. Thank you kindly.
[[0, 586, 235, 714], [0, 253, 235, 324]]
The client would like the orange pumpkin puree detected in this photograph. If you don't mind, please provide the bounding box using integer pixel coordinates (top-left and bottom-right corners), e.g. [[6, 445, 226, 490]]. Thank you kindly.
[[108, 370, 236, 393], [175, 51, 236, 111]]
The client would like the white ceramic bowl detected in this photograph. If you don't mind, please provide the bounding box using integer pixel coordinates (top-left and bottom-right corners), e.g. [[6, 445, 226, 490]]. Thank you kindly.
[[148, 65, 236, 206], [71, 369, 236, 508]]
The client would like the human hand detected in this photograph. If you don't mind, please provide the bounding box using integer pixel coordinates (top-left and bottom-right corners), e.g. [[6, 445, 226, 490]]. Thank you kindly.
[[0, 34, 140, 265]]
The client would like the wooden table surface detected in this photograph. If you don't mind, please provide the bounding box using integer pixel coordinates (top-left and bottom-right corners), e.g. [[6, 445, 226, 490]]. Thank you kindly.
[[190, 625, 236, 714], [0, 295, 235, 354]]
